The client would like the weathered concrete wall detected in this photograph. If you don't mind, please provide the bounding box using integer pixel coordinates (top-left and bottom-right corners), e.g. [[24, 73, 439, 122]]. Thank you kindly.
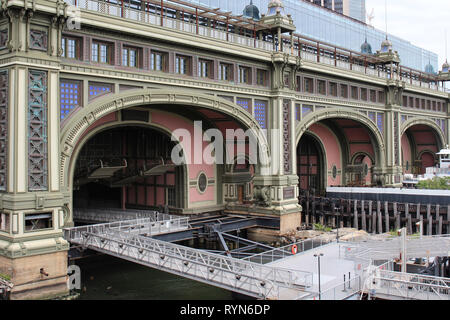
[[0, 251, 68, 300]]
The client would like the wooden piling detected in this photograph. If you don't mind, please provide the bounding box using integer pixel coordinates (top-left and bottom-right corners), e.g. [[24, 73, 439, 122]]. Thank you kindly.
[[372, 201, 381, 233], [353, 200, 359, 230], [384, 201, 389, 233], [378, 211, 383, 234], [405, 203, 410, 233], [394, 203, 400, 230], [427, 204, 432, 236], [361, 200, 366, 231]]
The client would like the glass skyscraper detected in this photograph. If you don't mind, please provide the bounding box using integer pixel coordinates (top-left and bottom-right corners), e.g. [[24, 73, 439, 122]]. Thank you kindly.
[[185, 0, 438, 73]]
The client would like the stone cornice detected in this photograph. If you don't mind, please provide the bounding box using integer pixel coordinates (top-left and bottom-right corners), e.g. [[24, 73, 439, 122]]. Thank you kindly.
[[61, 63, 273, 97]]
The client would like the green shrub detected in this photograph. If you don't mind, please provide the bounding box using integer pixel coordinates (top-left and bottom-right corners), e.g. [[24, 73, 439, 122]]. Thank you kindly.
[[314, 223, 332, 232], [417, 177, 450, 190], [0, 273, 11, 281]]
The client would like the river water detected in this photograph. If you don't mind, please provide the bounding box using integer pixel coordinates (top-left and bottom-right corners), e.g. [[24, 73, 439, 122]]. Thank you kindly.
[[75, 253, 234, 300]]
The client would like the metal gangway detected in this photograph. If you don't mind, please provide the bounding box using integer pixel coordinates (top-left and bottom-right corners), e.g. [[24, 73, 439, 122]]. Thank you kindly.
[[64, 216, 314, 300]]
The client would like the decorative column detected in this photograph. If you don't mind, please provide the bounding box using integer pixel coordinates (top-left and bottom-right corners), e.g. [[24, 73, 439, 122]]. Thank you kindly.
[[384, 80, 405, 187], [251, 51, 302, 234], [0, 2, 69, 300]]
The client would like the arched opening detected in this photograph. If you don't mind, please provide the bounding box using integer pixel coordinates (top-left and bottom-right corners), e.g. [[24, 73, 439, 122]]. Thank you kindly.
[[352, 153, 372, 186], [296, 112, 383, 196], [401, 123, 443, 175], [297, 133, 325, 195], [73, 125, 186, 212], [232, 159, 255, 205]]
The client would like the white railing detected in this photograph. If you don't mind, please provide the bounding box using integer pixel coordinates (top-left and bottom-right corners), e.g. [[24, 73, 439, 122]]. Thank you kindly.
[[242, 237, 333, 265], [73, 208, 162, 223], [344, 234, 450, 262], [304, 275, 362, 300], [65, 215, 189, 239], [373, 270, 450, 300]]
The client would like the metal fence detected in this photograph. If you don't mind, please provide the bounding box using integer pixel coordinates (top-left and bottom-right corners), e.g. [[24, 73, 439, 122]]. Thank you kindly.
[[304, 275, 362, 300], [242, 237, 334, 265]]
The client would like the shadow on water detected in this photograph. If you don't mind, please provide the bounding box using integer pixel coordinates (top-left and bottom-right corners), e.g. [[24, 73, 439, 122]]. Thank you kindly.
[[75, 254, 235, 300]]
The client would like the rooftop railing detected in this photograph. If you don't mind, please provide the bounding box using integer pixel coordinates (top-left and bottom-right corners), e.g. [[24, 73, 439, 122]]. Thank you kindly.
[[64, 0, 448, 93]]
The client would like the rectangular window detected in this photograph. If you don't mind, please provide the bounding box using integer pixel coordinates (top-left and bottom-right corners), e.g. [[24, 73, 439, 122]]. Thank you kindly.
[[370, 90, 377, 103], [351, 86, 358, 100], [378, 91, 385, 104], [415, 98, 420, 109], [0, 212, 10, 232], [219, 62, 233, 81], [198, 59, 213, 79], [402, 96, 408, 107], [24, 213, 53, 232], [236, 97, 251, 113], [122, 46, 139, 68], [60, 79, 82, 121], [257, 69, 268, 86], [0, 28, 8, 49], [61, 36, 81, 59], [427, 100, 431, 110], [421, 99, 426, 109], [175, 55, 191, 75], [437, 102, 441, 112], [340, 84, 348, 98], [329, 82, 338, 97], [92, 41, 112, 64], [317, 80, 326, 95], [360, 88, 368, 101], [304, 77, 314, 94], [238, 66, 251, 84], [432, 101, 436, 111], [150, 51, 167, 72], [409, 97, 414, 108], [254, 100, 267, 129]]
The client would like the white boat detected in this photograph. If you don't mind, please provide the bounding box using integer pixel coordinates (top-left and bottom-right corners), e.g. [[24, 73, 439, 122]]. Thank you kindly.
[[403, 146, 450, 186]]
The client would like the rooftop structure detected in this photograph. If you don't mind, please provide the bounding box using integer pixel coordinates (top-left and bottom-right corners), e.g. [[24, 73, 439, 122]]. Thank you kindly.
[[186, 0, 438, 72]]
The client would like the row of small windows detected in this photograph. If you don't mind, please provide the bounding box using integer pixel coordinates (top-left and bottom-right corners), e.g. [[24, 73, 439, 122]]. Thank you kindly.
[[297, 76, 385, 104], [61, 36, 269, 86], [402, 95, 445, 112], [60, 79, 268, 130]]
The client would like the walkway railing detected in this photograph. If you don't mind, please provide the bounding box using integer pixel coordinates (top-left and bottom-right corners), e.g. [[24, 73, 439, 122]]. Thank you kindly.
[[344, 234, 450, 261], [304, 275, 362, 300], [373, 270, 450, 300], [73, 208, 163, 223], [65, 215, 189, 239], [242, 237, 334, 264], [361, 260, 450, 300]]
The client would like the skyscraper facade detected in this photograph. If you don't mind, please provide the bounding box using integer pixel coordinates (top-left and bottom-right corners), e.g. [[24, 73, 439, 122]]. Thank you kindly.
[[187, 0, 438, 72], [309, 0, 366, 23]]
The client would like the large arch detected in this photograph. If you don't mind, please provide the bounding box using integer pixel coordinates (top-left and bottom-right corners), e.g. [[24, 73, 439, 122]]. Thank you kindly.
[[400, 118, 446, 175], [400, 118, 446, 148], [295, 108, 386, 170], [60, 89, 271, 189]]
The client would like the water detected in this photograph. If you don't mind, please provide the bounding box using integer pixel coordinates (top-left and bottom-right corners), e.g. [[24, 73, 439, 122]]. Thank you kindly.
[[75, 253, 234, 300]]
